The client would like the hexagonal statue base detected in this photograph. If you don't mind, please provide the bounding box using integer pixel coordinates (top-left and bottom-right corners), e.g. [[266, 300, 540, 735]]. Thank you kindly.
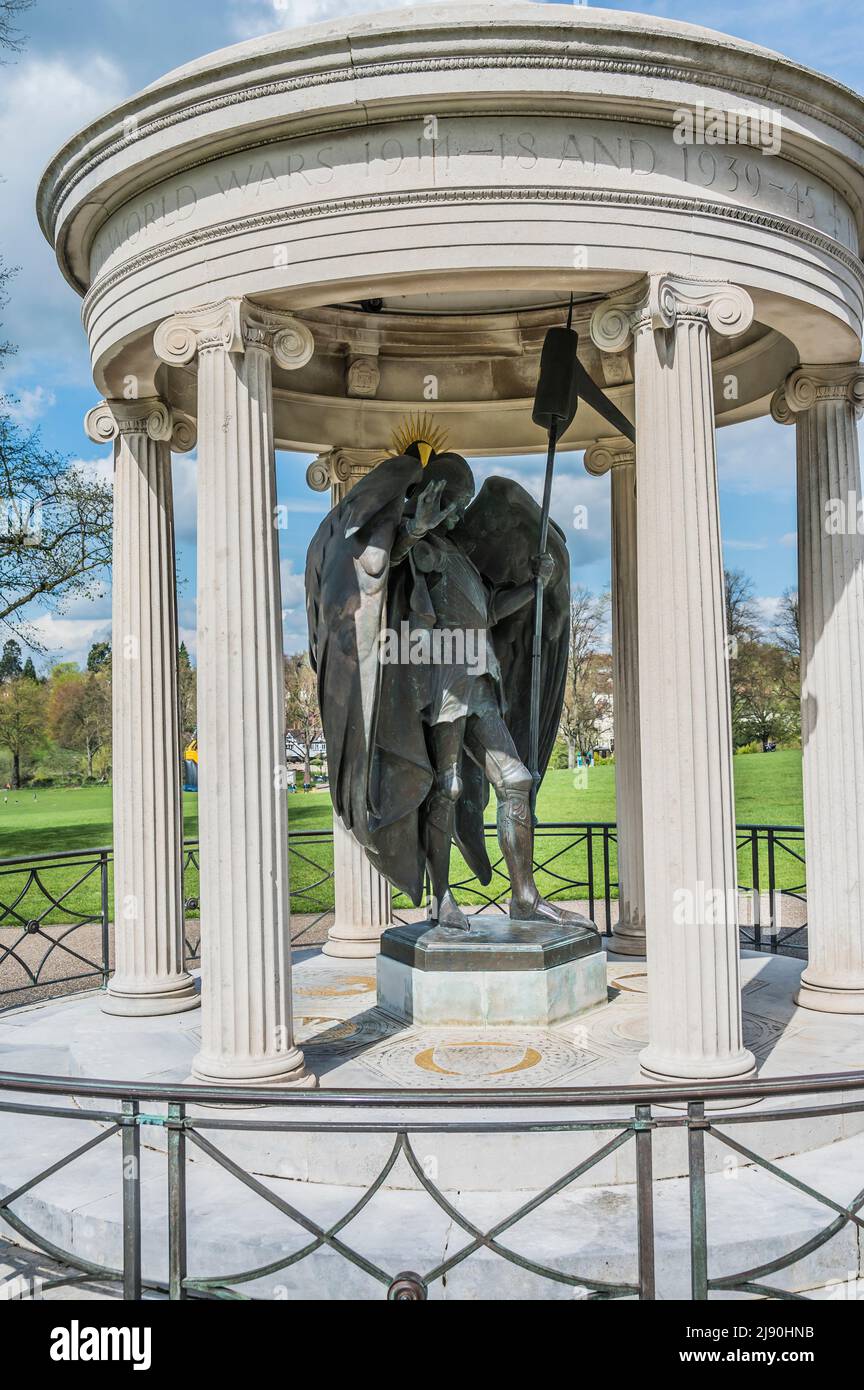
[[376, 916, 607, 1027]]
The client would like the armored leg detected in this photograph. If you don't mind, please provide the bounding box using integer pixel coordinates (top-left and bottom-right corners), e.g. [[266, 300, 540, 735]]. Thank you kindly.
[[423, 718, 469, 930], [464, 708, 597, 931]]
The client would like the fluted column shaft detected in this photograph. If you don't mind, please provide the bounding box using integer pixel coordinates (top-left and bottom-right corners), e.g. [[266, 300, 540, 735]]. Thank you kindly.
[[592, 276, 756, 1083], [611, 458, 647, 955], [155, 299, 315, 1085], [307, 448, 394, 957], [773, 365, 864, 1013], [586, 441, 646, 955], [85, 399, 197, 1016]]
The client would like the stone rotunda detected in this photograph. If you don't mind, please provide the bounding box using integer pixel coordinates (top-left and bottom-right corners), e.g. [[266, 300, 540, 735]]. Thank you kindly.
[[36, 4, 864, 1095]]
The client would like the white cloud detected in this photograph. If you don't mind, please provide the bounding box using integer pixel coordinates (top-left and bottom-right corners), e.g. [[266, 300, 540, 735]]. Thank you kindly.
[[281, 569, 306, 609], [229, 0, 419, 40], [4, 385, 56, 424], [754, 595, 782, 630], [27, 612, 111, 671], [70, 454, 114, 489], [0, 54, 129, 383]]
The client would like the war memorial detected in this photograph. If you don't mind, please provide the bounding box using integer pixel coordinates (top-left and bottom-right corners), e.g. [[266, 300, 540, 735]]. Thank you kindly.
[[1, 2, 864, 1307]]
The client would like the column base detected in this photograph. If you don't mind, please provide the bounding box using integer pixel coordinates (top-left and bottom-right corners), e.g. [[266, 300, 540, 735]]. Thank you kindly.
[[322, 929, 384, 959], [796, 975, 864, 1015], [609, 923, 647, 957], [191, 1047, 317, 1089], [639, 1045, 757, 1087], [102, 973, 200, 1017]]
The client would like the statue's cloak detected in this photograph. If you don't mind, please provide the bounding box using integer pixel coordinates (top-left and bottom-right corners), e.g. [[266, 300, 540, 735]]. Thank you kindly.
[[305, 457, 570, 905]]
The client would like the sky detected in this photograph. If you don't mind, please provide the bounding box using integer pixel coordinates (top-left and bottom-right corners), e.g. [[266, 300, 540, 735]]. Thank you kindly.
[[0, 0, 861, 668]]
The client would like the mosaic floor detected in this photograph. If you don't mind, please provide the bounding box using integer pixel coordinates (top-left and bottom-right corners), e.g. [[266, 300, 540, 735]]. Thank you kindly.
[[271, 947, 822, 1090]]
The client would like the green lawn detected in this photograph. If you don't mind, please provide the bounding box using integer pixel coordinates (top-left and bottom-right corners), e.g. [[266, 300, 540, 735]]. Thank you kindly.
[[0, 751, 805, 925]]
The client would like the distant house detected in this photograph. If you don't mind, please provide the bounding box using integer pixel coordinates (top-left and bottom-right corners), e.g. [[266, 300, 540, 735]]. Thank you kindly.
[[285, 731, 326, 764]]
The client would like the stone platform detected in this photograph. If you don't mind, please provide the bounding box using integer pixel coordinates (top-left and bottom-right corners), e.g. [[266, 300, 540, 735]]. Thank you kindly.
[[376, 916, 607, 1026], [2, 949, 864, 1298]]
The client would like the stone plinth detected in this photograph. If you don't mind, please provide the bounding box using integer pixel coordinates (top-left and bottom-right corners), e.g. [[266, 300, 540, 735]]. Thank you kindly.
[[376, 917, 607, 1027]]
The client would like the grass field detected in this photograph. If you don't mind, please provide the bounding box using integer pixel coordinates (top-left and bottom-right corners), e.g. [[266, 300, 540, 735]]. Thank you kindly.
[[0, 751, 805, 925]]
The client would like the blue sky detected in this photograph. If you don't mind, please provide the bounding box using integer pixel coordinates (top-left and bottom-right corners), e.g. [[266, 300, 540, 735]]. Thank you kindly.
[[0, 0, 860, 667]]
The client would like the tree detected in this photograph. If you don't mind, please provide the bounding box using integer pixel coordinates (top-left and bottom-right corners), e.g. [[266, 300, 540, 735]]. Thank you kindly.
[[284, 652, 322, 786], [559, 588, 611, 765], [0, 675, 45, 786], [177, 642, 196, 744], [0, 98, 112, 647], [0, 0, 33, 54], [21, 655, 37, 681], [0, 419, 113, 645], [86, 640, 111, 673], [0, 637, 22, 681], [730, 641, 799, 751], [48, 670, 111, 779], [724, 568, 761, 653], [772, 586, 801, 702]]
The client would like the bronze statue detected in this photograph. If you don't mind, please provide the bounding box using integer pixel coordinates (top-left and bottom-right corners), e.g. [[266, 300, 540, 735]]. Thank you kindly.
[[306, 421, 594, 934]]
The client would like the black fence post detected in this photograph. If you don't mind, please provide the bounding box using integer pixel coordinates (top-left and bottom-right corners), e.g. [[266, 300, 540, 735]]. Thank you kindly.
[[635, 1103, 655, 1299], [687, 1101, 709, 1300], [167, 1101, 188, 1300], [100, 849, 110, 985], [121, 1099, 142, 1300]]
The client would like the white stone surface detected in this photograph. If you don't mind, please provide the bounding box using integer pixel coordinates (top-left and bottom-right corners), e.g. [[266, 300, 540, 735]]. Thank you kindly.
[[2, 951, 864, 1300], [155, 300, 315, 1086], [36, 4, 864, 451], [83, 400, 197, 1017], [324, 817, 392, 959], [773, 364, 864, 1014], [593, 276, 757, 1086]]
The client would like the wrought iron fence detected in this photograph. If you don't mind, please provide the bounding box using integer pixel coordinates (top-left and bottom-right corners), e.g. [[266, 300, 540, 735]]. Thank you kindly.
[[0, 823, 808, 1001], [0, 1067, 861, 1300]]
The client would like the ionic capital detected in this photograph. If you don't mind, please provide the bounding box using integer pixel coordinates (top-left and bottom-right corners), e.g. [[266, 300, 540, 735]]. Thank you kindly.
[[84, 398, 196, 453], [770, 363, 864, 425], [584, 438, 636, 477], [154, 298, 314, 371], [591, 275, 753, 352], [306, 448, 386, 494]]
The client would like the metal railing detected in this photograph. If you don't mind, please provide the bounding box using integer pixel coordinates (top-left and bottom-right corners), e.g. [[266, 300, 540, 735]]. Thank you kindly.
[[0, 823, 808, 1001], [0, 1067, 861, 1300]]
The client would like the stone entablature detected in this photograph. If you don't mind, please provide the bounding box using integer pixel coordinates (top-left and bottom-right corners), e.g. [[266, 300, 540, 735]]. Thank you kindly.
[[36, 4, 864, 454]]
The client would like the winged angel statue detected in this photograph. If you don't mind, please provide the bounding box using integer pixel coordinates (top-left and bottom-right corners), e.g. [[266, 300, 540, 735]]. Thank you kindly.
[[306, 420, 595, 934]]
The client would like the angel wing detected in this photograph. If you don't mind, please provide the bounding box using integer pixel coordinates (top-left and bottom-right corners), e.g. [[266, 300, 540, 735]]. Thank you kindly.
[[452, 475, 570, 882]]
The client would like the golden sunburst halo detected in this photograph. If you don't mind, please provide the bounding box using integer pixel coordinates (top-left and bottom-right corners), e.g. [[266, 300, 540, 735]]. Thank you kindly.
[[390, 412, 449, 465]]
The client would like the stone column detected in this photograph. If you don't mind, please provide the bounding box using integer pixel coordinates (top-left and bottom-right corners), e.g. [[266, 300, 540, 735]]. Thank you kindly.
[[585, 439, 646, 956], [155, 299, 316, 1085], [306, 448, 394, 958], [592, 275, 756, 1084], [84, 398, 198, 1016], [772, 364, 864, 1013]]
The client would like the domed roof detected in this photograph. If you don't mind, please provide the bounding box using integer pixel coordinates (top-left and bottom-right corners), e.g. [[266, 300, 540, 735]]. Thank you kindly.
[[148, 3, 789, 92]]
